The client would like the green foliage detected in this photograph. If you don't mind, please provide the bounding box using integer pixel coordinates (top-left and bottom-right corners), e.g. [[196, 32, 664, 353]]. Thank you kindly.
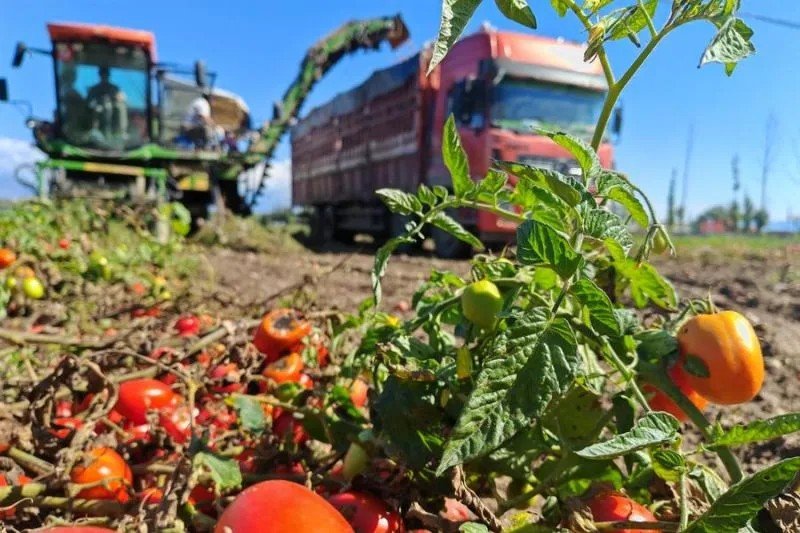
[[193, 451, 243, 492], [710, 413, 800, 448], [575, 412, 680, 459]]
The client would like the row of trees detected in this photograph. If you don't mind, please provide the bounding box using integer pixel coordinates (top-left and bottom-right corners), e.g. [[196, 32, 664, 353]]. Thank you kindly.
[[665, 155, 769, 234]]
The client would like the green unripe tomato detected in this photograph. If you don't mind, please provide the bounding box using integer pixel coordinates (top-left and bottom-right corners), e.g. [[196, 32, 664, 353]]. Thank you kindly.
[[4, 276, 17, 290], [652, 228, 670, 255], [22, 277, 45, 299], [341, 443, 369, 482], [456, 346, 473, 380], [461, 279, 503, 330], [506, 478, 536, 510]]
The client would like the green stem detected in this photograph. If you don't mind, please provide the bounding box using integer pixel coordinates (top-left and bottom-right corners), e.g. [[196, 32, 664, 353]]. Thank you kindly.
[[639, 362, 743, 482], [591, 28, 670, 150], [638, 0, 658, 38], [466, 200, 526, 223], [600, 339, 651, 412], [679, 470, 689, 530]]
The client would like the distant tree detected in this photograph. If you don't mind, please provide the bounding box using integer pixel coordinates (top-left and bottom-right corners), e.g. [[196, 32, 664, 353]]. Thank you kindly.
[[666, 170, 677, 229], [729, 200, 740, 231], [694, 205, 731, 232], [742, 194, 755, 233], [753, 209, 769, 233]]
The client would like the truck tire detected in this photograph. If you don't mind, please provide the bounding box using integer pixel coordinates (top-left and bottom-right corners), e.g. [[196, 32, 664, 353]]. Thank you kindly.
[[432, 225, 472, 259], [309, 205, 334, 245]]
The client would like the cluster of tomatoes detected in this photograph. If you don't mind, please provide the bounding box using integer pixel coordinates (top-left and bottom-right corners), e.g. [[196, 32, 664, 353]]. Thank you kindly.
[[0, 307, 410, 532], [1, 247, 46, 302], [644, 310, 764, 421]]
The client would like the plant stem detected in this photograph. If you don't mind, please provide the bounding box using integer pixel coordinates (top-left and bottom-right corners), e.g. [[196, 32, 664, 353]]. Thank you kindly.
[[639, 362, 743, 482], [595, 520, 678, 531], [591, 28, 670, 150], [600, 339, 651, 411], [679, 469, 690, 530]]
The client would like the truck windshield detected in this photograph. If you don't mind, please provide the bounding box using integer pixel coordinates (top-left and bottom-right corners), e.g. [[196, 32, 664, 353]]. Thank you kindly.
[[54, 41, 149, 150], [491, 78, 604, 137]]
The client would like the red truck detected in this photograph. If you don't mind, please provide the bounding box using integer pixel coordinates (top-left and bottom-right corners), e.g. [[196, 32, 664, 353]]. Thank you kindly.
[[291, 25, 620, 258]]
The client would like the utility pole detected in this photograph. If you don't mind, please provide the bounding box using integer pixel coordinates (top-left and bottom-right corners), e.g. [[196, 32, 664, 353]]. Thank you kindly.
[[680, 125, 694, 227], [666, 168, 677, 230], [761, 114, 777, 211]]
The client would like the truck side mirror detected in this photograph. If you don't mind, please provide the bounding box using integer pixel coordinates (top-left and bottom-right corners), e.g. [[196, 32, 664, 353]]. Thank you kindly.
[[611, 106, 623, 137], [194, 60, 208, 88], [12, 42, 26, 68]]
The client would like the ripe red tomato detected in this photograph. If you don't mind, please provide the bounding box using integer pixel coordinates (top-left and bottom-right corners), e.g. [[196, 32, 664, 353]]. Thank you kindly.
[[58, 237, 71, 250], [139, 486, 164, 504], [159, 404, 193, 444], [263, 352, 304, 384], [49, 417, 84, 440], [350, 378, 369, 408], [253, 309, 312, 362], [175, 315, 201, 337], [586, 492, 659, 533], [130, 281, 147, 295], [208, 363, 243, 393], [56, 400, 73, 418], [70, 447, 133, 503], [273, 412, 308, 445], [115, 379, 180, 425], [215, 480, 353, 533], [328, 491, 404, 533], [643, 364, 708, 422], [0, 248, 17, 269], [298, 373, 314, 390]]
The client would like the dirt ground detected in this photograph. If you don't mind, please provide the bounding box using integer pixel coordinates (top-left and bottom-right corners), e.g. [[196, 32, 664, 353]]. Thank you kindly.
[[205, 239, 800, 473]]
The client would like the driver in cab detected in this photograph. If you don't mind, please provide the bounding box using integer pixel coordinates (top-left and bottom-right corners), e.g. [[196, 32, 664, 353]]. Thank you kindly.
[[87, 65, 128, 140]]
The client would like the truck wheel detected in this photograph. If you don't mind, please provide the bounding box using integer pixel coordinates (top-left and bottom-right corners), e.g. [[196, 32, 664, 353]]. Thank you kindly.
[[432, 226, 472, 259], [309, 206, 334, 245]]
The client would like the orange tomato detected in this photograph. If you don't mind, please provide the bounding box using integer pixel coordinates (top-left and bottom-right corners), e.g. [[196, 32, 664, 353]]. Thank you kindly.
[[253, 309, 311, 362], [70, 447, 133, 503], [350, 378, 369, 408], [678, 311, 764, 405], [643, 364, 708, 422], [0, 248, 16, 269], [264, 353, 304, 384]]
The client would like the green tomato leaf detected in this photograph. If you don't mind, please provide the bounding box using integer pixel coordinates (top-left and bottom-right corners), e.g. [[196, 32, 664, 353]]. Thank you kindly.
[[459, 523, 490, 533], [602, 0, 658, 41], [438, 310, 580, 473], [193, 451, 243, 492], [689, 464, 729, 502], [594, 171, 649, 228], [232, 395, 267, 435], [429, 0, 482, 73], [516, 220, 582, 279], [538, 130, 601, 179], [582, 207, 634, 254], [572, 277, 621, 338], [376, 188, 422, 215], [700, 17, 755, 76], [495, 160, 587, 206], [711, 413, 800, 449], [443, 114, 473, 197], [373, 376, 445, 470], [430, 211, 484, 249], [576, 412, 680, 460], [630, 262, 678, 310], [685, 457, 800, 533], [373, 234, 416, 304], [550, 0, 569, 17], [651, 449, 685, 483], [475, 168, 508, 202], [494, 0, 536, 29], [584, 0, 613, 15]]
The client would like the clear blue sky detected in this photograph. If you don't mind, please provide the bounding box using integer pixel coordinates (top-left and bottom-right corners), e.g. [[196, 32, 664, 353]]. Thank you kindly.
[[1, 0, 798, 220]]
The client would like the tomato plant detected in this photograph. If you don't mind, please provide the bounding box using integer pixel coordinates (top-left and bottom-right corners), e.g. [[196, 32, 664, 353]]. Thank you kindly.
[[115, 379, 181, 424], [584, 491, 659, 532], [253, 308, 312, 361], [263, 352, 304, 384], [215, 480, 354, 533], [0, 248, 16, 269], [642, 363, 708, 423]]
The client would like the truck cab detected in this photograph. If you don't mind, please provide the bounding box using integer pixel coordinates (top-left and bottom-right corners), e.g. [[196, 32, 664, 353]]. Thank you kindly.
[[428, 27, 617, 254]]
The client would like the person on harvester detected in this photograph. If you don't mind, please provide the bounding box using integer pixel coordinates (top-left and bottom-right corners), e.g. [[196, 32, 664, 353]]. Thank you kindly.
[[182, 90, 218, 149]]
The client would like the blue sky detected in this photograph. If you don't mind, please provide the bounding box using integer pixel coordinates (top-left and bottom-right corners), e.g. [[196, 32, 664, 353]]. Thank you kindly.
[[1, 1, 798, 220]]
